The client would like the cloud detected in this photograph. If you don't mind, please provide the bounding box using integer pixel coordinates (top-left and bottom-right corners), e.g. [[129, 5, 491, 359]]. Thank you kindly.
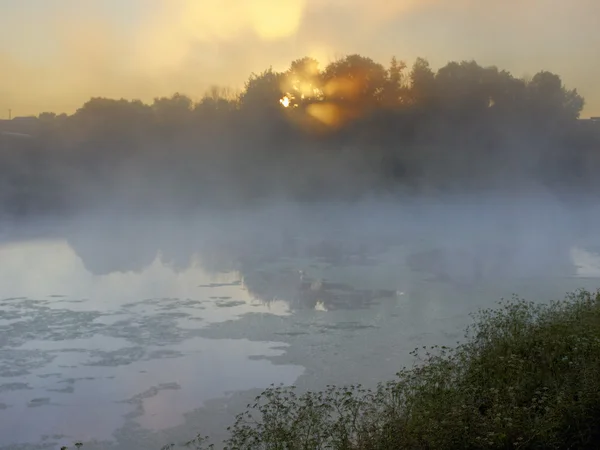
[[133, 0, 308, 72], [1, 0, 599, 116]]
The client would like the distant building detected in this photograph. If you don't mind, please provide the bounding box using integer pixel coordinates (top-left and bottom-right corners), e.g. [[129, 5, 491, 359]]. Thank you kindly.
[[577, 118, 600, 139], [0, 116, 38, 138], [0, 130, 33, 139], [578, 117, 600, 125]]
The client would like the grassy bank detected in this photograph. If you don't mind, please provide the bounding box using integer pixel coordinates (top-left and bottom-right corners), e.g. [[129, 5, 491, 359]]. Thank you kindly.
[[70, 289, 600, 450]]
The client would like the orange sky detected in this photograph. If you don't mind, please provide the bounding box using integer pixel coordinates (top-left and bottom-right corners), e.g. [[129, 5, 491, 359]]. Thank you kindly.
[[1, 0, 599, 117]]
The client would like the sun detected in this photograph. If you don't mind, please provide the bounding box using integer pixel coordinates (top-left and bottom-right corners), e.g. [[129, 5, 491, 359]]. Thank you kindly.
[[279, 96, 291, 108]]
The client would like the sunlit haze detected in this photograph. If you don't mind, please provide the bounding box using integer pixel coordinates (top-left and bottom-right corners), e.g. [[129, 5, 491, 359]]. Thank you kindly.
[[2, 2, 600, 448], [1, 0, 599, 117]]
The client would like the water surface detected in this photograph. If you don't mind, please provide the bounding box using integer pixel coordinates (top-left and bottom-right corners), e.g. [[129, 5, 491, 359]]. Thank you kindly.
[[1, 208, 599, 449]]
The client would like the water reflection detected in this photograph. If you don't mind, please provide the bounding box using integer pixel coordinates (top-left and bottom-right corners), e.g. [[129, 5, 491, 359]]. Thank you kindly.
[[0, 238, 301, 448], [1, 210, 600, 449]]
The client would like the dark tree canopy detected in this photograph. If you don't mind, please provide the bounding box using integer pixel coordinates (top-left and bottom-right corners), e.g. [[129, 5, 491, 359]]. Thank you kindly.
[[0, 54, 596, 216]]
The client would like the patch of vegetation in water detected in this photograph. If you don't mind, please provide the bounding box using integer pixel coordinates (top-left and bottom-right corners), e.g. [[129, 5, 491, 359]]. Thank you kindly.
[[64, 289, 600, 450], [198, 282, 242, 288], [0, 382, 31, 392], [317, 322, 379, 331], [28, 397, 51, 408], [215, 300, 247, 308]]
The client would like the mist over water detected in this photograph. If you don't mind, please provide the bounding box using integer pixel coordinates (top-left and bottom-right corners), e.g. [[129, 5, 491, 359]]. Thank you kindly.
[[2, 195, 600, 449]]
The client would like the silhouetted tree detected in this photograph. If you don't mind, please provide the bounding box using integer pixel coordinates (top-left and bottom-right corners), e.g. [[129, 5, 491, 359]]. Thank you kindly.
[[195, 86, 238, 120], [408, 57, 436, 107], [0, 53, 596, 215], [383, 56, 408, 107], [152, 93, 194, 135], [526, 71, 584, 122], [322, 54, 388, 109], [282, 57, 323, 108], [239, 68, 285, 113], [435, 61, 500, 117]]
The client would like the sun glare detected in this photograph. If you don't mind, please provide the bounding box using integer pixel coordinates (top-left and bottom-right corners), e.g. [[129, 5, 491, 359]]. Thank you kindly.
[[280, 96, 291, 107]]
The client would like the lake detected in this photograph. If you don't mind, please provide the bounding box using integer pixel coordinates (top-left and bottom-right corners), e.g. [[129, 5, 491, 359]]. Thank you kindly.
[[1, 201, 599, 449]]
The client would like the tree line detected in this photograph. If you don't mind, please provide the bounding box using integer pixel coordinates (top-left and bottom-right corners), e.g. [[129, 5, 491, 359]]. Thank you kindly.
[[1, 54, 599, 216]]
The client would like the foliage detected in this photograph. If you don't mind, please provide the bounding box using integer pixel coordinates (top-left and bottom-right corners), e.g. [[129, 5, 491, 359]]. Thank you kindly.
[[1, 54, 597, 216]]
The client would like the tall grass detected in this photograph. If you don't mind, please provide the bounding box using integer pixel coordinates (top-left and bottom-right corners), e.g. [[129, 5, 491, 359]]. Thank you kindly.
[[68, 289, 600, 450]]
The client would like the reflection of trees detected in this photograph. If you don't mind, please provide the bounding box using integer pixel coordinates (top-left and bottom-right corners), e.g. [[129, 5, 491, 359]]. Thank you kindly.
[[68, 224, 160, 275], [63, 216, 401, 310], [66, 218, 200, 275], [241, 267, 396, 311], [64, 200, 579, 308], [197, 230, 401, 311]]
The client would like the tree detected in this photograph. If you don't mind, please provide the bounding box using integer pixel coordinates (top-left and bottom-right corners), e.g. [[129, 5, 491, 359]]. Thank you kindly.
[[322, 54, 388, 108], [239, 68, 285, 112], [434, 61, 504, 116], [526, 71, 584, 121], [71, 97, 152, 138], [383, 56, 408, 107], [152, 93, 193, 130], [486, 70, 527, 115], [281, 57, 323, 108], [408, 57, 436, 107], [194, 86, 238, 119]]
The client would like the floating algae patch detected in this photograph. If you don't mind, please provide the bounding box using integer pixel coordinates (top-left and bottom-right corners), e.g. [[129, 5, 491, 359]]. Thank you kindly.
[[0, 382, 31, 392], [215, 300, 246, 308], [47, 385, 75, 394], [146, 349, 182, 359], [0, 350, 56, 377], [0, 303, 106, 349], [198, 281, 242, 288], [85, 347, 147, 367], [28, 398, 51, 408], [274, 331, 309, 337], [317, 322, 379, 332], [36, 373, 61, 379]]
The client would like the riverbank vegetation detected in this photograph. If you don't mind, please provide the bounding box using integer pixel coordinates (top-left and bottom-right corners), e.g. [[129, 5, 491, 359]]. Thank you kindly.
[[169, 289, 600, 449]]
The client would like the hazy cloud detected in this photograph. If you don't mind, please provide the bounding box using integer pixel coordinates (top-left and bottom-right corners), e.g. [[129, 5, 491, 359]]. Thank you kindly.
[[1, 0, 599, 116]]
